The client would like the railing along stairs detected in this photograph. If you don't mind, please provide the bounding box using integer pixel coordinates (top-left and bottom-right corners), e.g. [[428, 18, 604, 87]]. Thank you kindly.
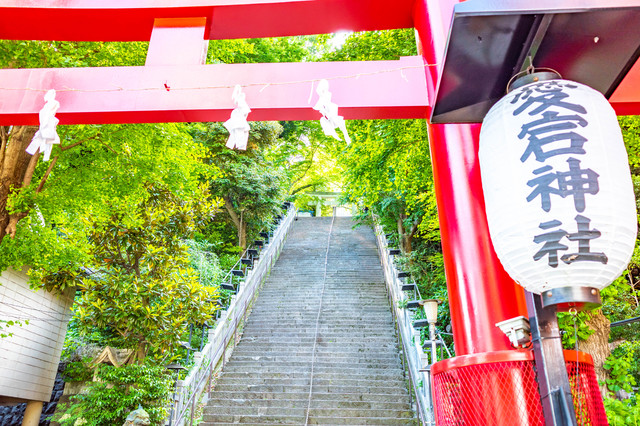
[[372, 215, 452, 426], [167, 203, 297, 426]]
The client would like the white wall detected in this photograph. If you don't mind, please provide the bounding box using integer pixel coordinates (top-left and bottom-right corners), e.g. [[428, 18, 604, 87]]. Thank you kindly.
[[0, 268, 74, 402]]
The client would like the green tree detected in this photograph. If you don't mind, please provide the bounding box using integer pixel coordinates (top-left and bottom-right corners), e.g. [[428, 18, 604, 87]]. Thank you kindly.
[[340, 118, 435, 253], [54, 364, 173, 426], [65, 184, 219, 362], [265, 121, 344, 198], [192, 121, 286, 248], [0, 40, 149, 246], [0, 122, 209, 286]]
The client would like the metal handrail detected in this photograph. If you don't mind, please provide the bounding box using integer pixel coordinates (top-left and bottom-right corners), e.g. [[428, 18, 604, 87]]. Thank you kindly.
[[168, 205, 297, 426], [218, 220, 278, 285], [372, 215, 435, 426], [610, 315, 640, 327]]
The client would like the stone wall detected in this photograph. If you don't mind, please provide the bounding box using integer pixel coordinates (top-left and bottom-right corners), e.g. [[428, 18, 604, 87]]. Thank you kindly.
[[0, 268, 74, 402]]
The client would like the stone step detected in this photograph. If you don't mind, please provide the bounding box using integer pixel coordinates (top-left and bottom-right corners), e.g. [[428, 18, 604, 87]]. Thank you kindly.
[[246, 308, 392, 314], [238, 330, 395, 337], [205, 396, 411, 410], [240, 331, 397, 336], [244, 316, 394, 322], [224, 360, 402, 370], [251, 298, 388, 303], [228, 346, 400, 355], [233, 339, 399, 347], [229, 349, 401, 359], [227, 356, 401, 366], [212, 383, 409, 395], [215, 376, 407, 389], [219, 370, 405, 381], [236, 337, 397, 345], [242, 319, 395, 326], [207, 391, 409, 404], [201, 414, 414, 425], [203, 405, 414, 419], [243, 322, 396, 329], [201, 420, 413, 426]]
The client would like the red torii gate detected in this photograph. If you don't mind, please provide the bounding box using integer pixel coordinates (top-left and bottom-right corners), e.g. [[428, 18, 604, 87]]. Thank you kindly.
[[3, 0, 640, 424]]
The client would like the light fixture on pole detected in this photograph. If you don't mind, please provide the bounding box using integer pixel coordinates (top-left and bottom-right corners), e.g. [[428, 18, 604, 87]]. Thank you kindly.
[[420, 299, 440, 365], [479, 71, 637, 311], [420, 299, 440, 325], [479, 69, 637, 425]]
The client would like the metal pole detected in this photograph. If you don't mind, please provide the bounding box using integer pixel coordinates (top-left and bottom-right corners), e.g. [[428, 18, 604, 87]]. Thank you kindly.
[[190, 389, 196, 426], [168, 378, 178, 426], [526, 291, 577, 426], [186, 325, 193, 363], [429, 323, 437, 365]]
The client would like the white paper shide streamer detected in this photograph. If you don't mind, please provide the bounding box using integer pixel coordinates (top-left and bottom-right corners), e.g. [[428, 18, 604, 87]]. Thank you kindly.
[[313, 79, 351, 145], [224, 85, 251, 151], [26, 89, 60, 161]]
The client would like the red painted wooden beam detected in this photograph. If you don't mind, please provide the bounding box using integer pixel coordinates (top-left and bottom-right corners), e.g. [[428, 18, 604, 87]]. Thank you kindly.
[[0, 56, 429, 125], [0, 0, 415, 41], [610, 58, 640, 116]]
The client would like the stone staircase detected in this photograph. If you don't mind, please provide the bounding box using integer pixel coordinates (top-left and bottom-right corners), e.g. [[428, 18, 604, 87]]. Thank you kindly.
[[202, 217, 414, 425]]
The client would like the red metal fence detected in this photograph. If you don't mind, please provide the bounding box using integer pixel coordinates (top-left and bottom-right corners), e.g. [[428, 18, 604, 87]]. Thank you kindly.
[[432, 350, 607, 425]]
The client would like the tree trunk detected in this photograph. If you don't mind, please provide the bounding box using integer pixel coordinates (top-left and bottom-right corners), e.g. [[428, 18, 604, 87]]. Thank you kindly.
[[0, 126, 39, 244], [397, 212, 419, 255], [400, 233, 413, 254], [135, 340, 147, 364], [223, 196, 247, 248], [239, 221, 247, 249], [579, 309, 611, 398]]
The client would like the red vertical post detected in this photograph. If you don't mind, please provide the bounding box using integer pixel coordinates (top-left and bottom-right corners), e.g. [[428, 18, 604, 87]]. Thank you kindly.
[[427, 123, 528, 354], [145, 17, 209, 66], [413, 0, 528, 355]]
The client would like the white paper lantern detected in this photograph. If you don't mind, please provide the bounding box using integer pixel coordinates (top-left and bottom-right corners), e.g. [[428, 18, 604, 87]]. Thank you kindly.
[[479, 79, 637, 297]]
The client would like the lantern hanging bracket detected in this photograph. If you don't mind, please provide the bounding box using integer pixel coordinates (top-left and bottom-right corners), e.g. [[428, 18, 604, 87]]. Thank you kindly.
[[506, 67, 562, 93], [514, 13, 555, 75]]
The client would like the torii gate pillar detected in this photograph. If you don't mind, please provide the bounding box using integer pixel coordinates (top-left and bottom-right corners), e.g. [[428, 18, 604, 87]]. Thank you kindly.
[[414, 0, 528, 356]]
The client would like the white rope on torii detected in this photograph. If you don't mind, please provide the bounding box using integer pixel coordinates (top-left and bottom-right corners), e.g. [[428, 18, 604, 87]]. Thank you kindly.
[[26, 89, 60, 161], [25, 84, 349, 156]]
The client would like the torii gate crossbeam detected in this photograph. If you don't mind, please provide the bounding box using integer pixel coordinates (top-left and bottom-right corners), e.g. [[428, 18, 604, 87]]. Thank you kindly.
[[0, 57, 429, 125]]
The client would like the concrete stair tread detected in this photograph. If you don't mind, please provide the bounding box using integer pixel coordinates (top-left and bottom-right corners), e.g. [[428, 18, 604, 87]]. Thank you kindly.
[[213, 384, 409, 395], [220, 369, 404, 378], [205, 397, 411, 410], [224, 362, 401, 370], [215, 378, 408, 388], [201, 414, 414, 425], [207, 391, 411, 403]]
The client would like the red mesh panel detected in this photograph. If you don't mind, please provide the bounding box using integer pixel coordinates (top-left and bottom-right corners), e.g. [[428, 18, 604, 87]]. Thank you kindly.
[[567, 357, 608, 425], [432, 351, 608, 426], [432, 357, 544, 425]]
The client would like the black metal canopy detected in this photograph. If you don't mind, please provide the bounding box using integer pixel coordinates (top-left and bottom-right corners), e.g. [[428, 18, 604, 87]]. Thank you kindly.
[[431, 0, 640, 123]]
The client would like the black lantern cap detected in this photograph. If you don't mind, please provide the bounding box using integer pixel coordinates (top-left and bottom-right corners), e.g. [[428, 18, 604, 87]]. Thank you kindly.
[[431, 0, 640, 123]]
